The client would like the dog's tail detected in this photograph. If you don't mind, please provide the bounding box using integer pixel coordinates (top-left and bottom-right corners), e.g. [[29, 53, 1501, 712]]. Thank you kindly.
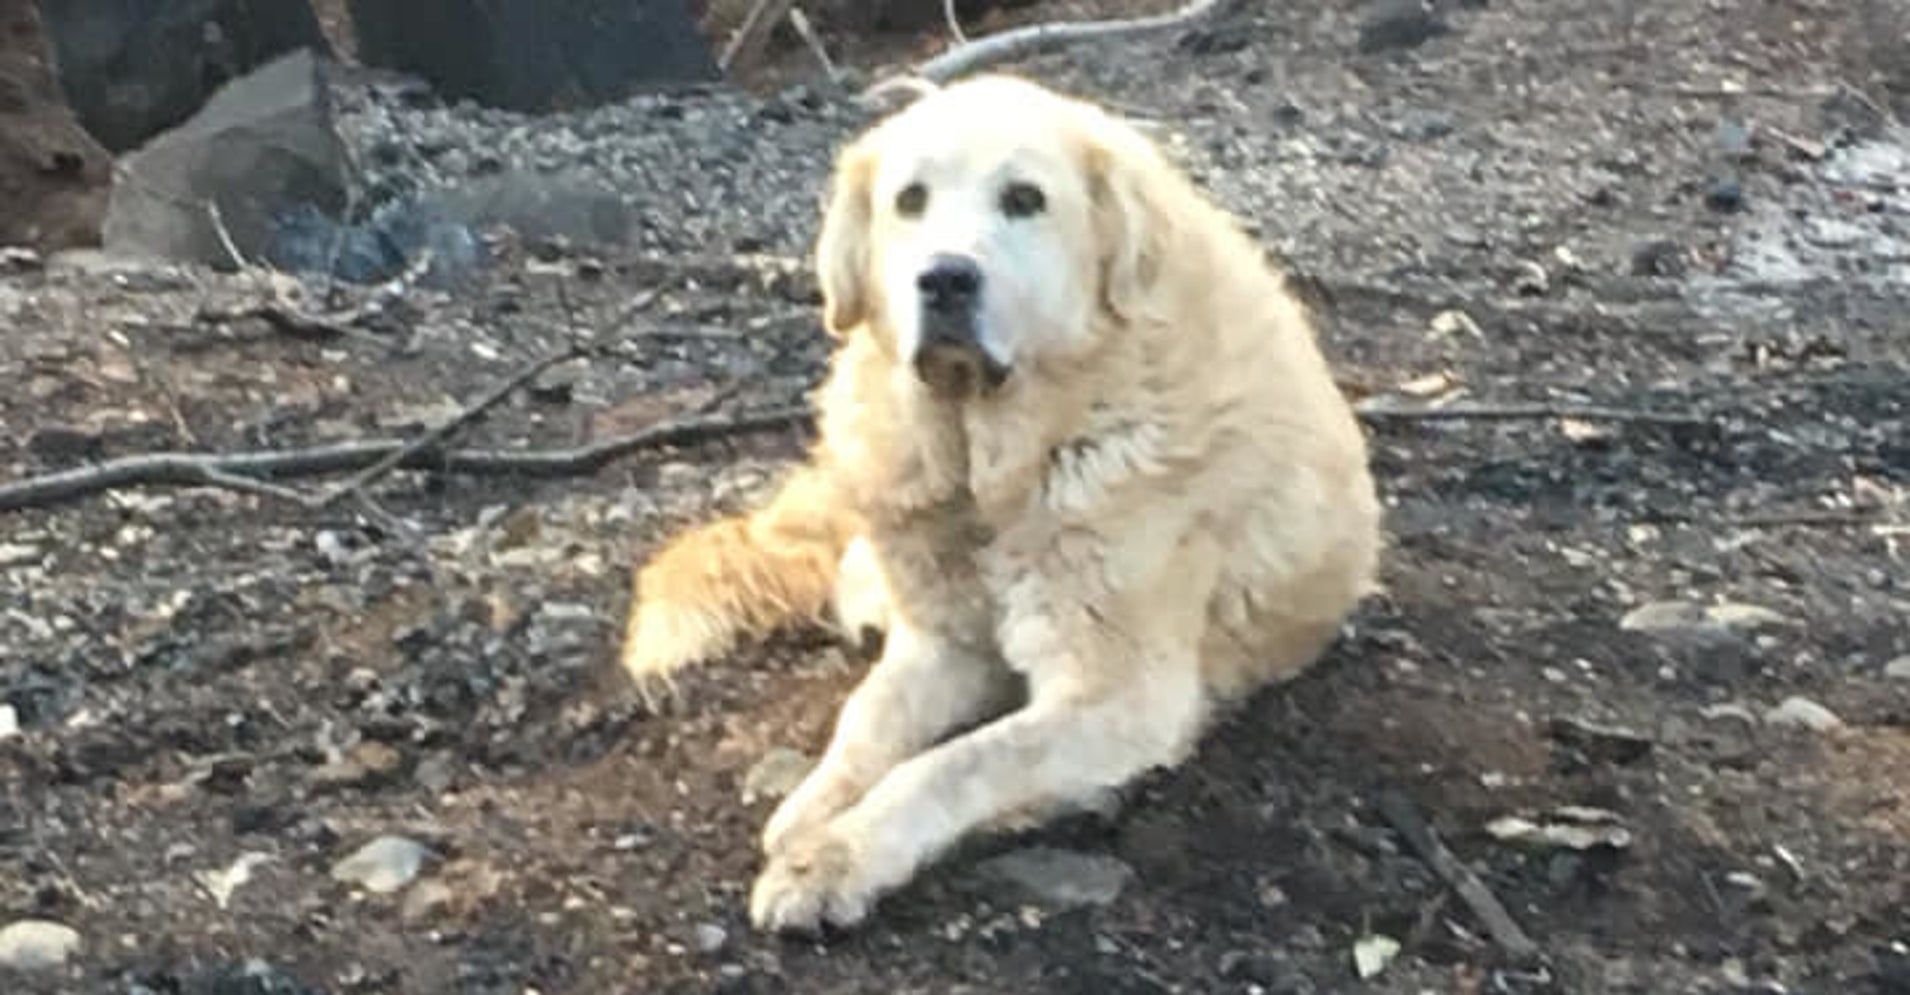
[[619, 463, 871, 696]]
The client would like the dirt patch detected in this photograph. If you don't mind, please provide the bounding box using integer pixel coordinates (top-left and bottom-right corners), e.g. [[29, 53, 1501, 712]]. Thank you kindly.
[[2, 0, 1909, 993]]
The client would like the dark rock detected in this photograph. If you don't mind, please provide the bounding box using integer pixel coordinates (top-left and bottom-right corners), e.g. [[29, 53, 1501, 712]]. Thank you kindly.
[[1632, 238, 1687, 277], [0, 0, 110, 250], [104, 49, 350, 271], [38, 0, 331, 153], [346, 0, 720, 114], [1705, 176, 1745, 213], [25, 423, 102, 464], [1877, 947, 1910, 995], [1357, 0, 1449, 53], [187, 958, 324, 995]]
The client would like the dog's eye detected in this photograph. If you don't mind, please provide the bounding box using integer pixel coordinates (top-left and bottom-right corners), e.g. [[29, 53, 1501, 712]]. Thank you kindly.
[[999, 182, 1046, 218], [895, 182, 928, 218]]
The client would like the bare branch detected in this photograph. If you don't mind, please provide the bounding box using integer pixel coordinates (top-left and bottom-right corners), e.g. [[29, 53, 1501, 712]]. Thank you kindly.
[[720, 0, 799, 76], [0, 409, 809, 514], [875, 0, 1228, 92], [944, 0, 969, 45], [1376, 789, 1542, 963], [205, 199, 250, 271], [1356, 402, 1705, 427], [787, 7, 839, 81], [312, 342, 591, 508]]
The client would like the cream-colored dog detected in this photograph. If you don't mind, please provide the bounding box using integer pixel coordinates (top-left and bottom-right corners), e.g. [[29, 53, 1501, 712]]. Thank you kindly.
[[619, 74, 1383, 935]]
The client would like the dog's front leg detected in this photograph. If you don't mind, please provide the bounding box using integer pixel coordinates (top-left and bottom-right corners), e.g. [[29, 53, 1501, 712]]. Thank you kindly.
[[750, 527, 1220, 934], [760, 618, 1009, 856], [761, 520, 1011, 856]]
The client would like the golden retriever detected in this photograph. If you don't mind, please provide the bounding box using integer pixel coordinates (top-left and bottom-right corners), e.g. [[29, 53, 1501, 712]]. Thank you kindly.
[[618, 74, 1384, 935]]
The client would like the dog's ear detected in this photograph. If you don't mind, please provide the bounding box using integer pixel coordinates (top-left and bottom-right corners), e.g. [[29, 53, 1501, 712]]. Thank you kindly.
[[815, 140, 877, 337], [1086, 129, 1171, 323]]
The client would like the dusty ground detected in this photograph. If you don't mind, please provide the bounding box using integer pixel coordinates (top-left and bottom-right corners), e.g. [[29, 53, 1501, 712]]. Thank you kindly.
[[3, 0, 1909, 992]]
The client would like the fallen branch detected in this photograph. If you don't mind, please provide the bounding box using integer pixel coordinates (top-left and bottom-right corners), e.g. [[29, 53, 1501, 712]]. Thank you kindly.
[[876, 0, 1228, 91], [1357, 402, 1705, 426], [0, 408, 809, 514], [720, 0, 799, 75], [313, 342, 591, 508], [1376, 789, 1541, 963], [787, 7, 839, 81], [3, 393, 1725, 514]]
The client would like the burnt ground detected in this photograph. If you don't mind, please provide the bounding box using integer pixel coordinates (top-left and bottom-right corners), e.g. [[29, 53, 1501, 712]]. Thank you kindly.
[[3, 0, 1910, 992]]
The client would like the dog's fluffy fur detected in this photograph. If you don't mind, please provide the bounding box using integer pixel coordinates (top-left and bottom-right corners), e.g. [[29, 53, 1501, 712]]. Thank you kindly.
[[619, 74, 1383, 934]]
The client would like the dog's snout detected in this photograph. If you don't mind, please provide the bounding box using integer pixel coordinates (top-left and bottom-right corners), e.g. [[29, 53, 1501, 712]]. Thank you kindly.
[[916, 254, 983, 312]]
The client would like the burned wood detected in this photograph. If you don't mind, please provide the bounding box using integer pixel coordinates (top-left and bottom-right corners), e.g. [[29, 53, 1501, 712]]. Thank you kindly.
[[0, 408, 809, 514], [1376, 789, 1542, 963], [876, 0, 1228, 92]]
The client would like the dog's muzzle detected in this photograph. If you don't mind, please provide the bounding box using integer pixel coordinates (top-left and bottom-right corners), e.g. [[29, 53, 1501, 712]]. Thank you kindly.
[[912, 253, 1010, 397]]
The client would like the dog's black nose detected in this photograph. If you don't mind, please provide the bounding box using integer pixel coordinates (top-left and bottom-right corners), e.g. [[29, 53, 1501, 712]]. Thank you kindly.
[[917, 254, 982, 312]]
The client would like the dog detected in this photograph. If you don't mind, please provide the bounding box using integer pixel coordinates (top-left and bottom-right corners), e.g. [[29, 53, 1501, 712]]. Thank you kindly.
[[618, 74, 1384, 935]]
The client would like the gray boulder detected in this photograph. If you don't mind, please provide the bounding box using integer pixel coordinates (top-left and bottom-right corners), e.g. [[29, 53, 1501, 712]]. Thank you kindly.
[[346, 0, 719, 114], [38, 0, 332, 152], [104, 48, 349, 271]]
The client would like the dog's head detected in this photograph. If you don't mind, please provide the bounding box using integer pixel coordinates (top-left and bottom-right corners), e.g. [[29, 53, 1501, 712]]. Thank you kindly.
[[814, 75, 1169, 399]]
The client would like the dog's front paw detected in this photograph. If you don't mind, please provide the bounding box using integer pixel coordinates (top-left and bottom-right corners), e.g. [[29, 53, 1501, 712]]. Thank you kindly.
[[749, 829, 881, 935]]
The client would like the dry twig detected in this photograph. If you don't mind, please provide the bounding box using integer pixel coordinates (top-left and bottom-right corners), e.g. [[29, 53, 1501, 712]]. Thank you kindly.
[[875, 0, 1228, 92], [312, 343, 590, 508], [0, 409, 808, 514], [1376, 789, 1542, 963], [720, 0, 799, 75], [1357, 402, 1705, 426]]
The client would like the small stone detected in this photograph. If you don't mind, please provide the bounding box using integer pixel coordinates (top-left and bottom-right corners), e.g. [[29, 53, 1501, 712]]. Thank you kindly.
[[741, 748, 813, 804], [0, 704, 17, 740], [1620, 599, 1785, 638], [401, 880, 456, 922], [1357, 0, 1448, 52], [310, 741, 405, 791], [1705, 176, 1745, 212], [1429, 309, 1483, 338], [1883, 657, 1910, 680], [693, 922, 728, 953], [330, 835, 430, 894], [0, 919, 82, 970], [1631, 238, 1687, 277], [975, 847, 1134, 909], [195, 852, 273, 910], [1512, 260, 1550, 296], [1547, 716, 1653, 765], [1352, 934, 1401, 979], [0, 542, 42, 567], [530, 359, 588, 403], [27, 424, 103, 464], [1763, 696, 1843, 732], [0, 247, 44, 273]]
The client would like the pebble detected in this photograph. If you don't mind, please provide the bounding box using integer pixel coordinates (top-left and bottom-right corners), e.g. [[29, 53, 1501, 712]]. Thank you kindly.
[[1356, 0, 1449, 52], [330, 835, 431, 893], [311, 741, 405, 791], [0, 704, 17, 740], [974, 847, 1135, 910], [1884, 656, 1910, 680], [1705, 176, 1745, 212], [1512, 259, 1550, 296], [741, 748, 814, 804], [1631, 238, 1687, 277], [0, 919, 82, 970], [1620, 599, 1785, 637], [1763, 696, 1843, 733], [693, 922, 728, 953]]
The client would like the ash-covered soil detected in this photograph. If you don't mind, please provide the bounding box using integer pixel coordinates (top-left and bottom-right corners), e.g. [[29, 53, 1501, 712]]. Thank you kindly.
[[3, 1, 1908, 993]]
